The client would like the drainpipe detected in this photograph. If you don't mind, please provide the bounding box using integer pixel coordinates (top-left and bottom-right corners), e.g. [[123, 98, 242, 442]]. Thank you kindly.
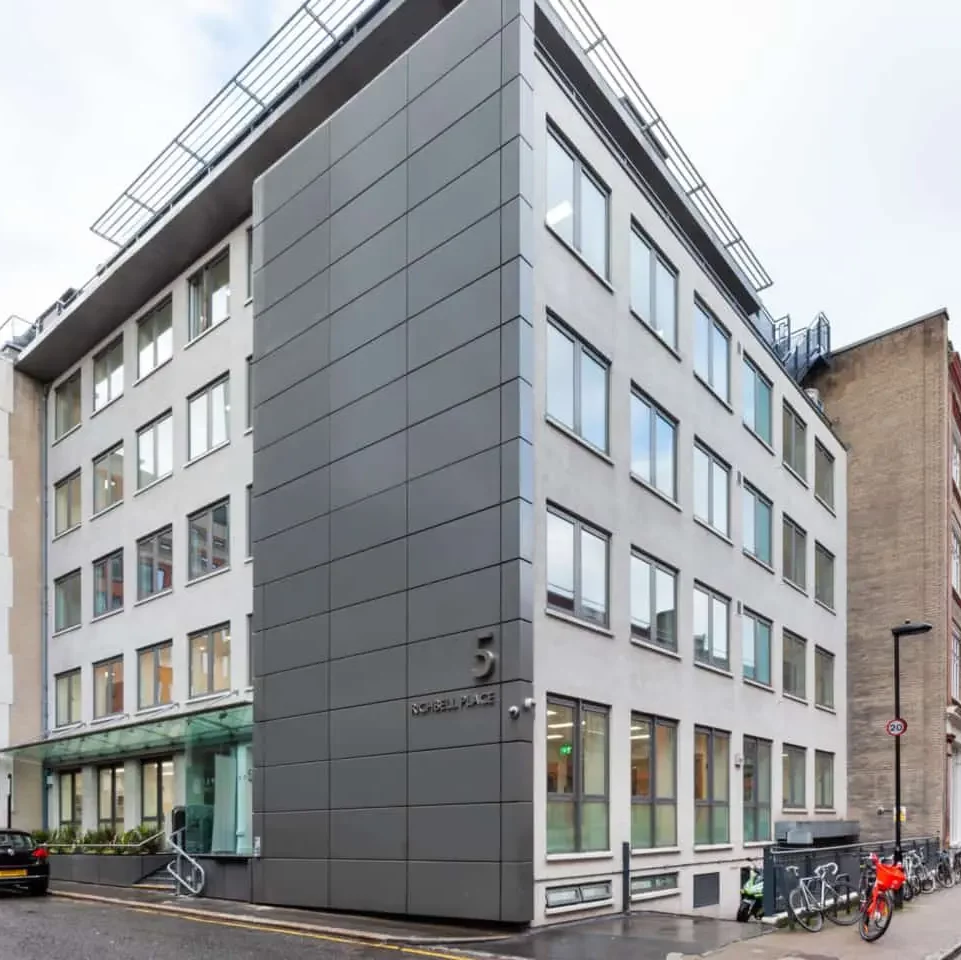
[[40, 385, 49, 831]]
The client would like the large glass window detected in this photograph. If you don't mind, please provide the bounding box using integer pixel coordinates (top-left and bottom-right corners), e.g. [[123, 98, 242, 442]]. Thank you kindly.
[[815, 751, 834, 810], [94, 657, 124, 718], [815, 440, 835, 508], [188, 376, 230, 460], [59, 771, 82, 828], [693, 302, 730, 402], [630, 552, 677, 651], [190, 624, 232, 698], [815, 646, 835, 710], [142, 758, 175, 831], [188, 250, 230, 341], [743, 736, 772, 843], [54, 471, 81, 535], [137, 526, 173, 599], [783, 403, 807, 479], [137, 299, 173, 379], [630, 714, 677, 849], [137, 413, 173, 489], [742, 482, 772, 566], [630, 229, 677, 349], [139, 642, 173, 709], [954, 529, 961, 594], [741, 610, 772, 686], [188, 500, 230, 581], [546, 507, 609, 627], [783, 516, 807, 590], [546, 697, 609, 854], [742, 357, 772, 445], [93, 337, 124, 411], [93, 549, 124, 618], [54, 570, 81, 632], [815, 543, 834, 608], [784, 631, 807, 699], [545, 128, 610, 278], [93, 443, 124, 514], [783, 744, 806, 809], [546, 319, 608, 453], [55, 670, 81, 727], [98, 765, 125, 835], [693, 443, 729, 537], [954, 627, 961, 703], [630, 391, 676, 499], [694, 726, 730, 845], [54, 371, 81, 438], [694, 585, 729, 671]]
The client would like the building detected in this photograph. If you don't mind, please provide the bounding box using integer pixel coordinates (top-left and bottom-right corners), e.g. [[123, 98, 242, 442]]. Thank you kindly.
[[3, 0, 848, 925], [808, 310, 956, 843]]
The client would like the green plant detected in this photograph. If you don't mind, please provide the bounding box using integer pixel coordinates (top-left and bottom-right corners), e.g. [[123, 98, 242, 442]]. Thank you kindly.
[[31, 828, 50, 845], [139, 824, 162, 854], [119, 828, 144, 854]]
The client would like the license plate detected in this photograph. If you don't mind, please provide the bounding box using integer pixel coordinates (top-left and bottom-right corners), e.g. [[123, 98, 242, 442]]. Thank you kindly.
[[0, 869, 27, 878]]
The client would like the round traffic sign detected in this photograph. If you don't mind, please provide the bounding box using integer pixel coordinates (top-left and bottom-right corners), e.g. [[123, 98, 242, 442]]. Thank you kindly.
[[886, 718, 908, 737]]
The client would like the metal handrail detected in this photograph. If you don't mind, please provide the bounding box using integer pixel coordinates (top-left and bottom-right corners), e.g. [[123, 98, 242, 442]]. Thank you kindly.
[[166, 828, 206, 898]]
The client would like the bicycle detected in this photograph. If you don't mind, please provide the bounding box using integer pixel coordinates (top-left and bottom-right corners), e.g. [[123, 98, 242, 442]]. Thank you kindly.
[[935, 849, 955, 888], [902, 848, 935, 896], [858, 852, 904, 942], [785, 862, 859, 932]]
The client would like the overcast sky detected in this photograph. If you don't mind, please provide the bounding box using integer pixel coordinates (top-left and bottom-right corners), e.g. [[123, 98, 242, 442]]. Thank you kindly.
[[2, 0, 960, 349]]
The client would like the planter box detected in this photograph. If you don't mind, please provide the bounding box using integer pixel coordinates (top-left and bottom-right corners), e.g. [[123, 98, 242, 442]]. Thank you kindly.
[[49, 853, 171, 887]]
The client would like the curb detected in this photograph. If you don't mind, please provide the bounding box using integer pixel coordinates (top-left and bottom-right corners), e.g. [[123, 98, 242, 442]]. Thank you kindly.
[[49, 889, 511, 947]]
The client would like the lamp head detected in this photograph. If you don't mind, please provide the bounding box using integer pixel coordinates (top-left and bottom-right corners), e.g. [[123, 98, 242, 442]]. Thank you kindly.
[[891, 620, 933, 639]]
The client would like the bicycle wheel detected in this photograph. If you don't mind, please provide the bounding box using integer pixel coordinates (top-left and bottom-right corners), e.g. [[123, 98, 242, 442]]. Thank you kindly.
[[902, 875, 914, 901], [944, 862, 957, 888], [920, 869, 936, 894], [826, 877, 859, 926], [788, 886, 824, 933], [858, 890, 894, 942]]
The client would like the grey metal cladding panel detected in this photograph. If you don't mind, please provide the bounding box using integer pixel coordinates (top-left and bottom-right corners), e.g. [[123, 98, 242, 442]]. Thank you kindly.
[[501, 861, 534, 923], [252, 468, 329, 542], [255, 270, 330, 361], [262, 713, 329, 767], [408, 95, 501, 209], [329, 538, 406, 610], [330, 753, 407, 809], [260, 172, 331, 270], [262, 565, 330, 630], [330, 111, 408, 214], [329, 217, 407, 315], [407, 153, 501, 264], [329, 699, 407, 760], [329, 432, 406, 512], [408, 624, 501, 697], [263, 761, 329, 813], [408, 861, 500, 921], [499, 680, 534, 743], [329, 324, 406, 415], [329, 808, 407, 860], [262, 613, 330, 676], [503, 0, 534, 26], [498, 619, 533, 683], [408, 744, 500, 806], [259, 858, 329, 909], [408, 685, 501, 752], [407, 506, 500, 589], [500, 802, 533, 862], [407, 271, 500, 371], [408, 565, 501, 643], [407, 212, 500, 318], [329, 377, 407, 463], [253, 419, 330, 497], [256, 220, 331, 316], [408, 804, 500, 862], [329, 592, 406, 660], [329, 55, 408, 164], [408, 35, 501, 154], [262, 662, 329, 721], [501, 740, 534, 803], [500, 76, 534, 148], [253, 316, 330, 408], [330, 484, 407, 561], [500, 10, 536, 87], [501, 197, 534, 266], [254, 514, 330, 586], [408, 0, 502, 100], [257, 123, 330, 223], [407, 448, 501, 534], [500, 437, 533, 504], [500, 317, 534, 386], [329, 272, 407, 362], [407, 388, 500, 480], [500, 378, 534, 444], [253, 367, 329, 452], [329, 860, 407, 914], [407, 329, 501, 426], [501, 258, 533, 324], [330, 164, 408, 264], [500, 136, 534, 206], [262, 812, 329, 860], [501, 558, 534, 624], [500, 498, 534, 563], [328, 645, 406, 711]]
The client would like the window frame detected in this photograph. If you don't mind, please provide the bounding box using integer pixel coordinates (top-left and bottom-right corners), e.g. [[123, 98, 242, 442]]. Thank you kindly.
[[629, 551, 678, 652], [815, 646, 835, 710], [783, 630, 807, 700], [783, 744, 806, 809], [92, 337, 124, 411], [136, 297, 173, 380], [693, 299, 730, 402], [742, 735, 772, 843], [188, 248, 230, 341], [54, 470, 82, 536], [783, 515, 808, 591], [92, 442, 124, 515], [782, 403, 808, 480], [97, 764, 125, 835], [138, 641, 173, 710], [59, 770, 82, 828], [814, 440, 835, 509], [246, 485, 253, 560], [693, 441, 730, 537], [54, 371, 82, 439], [742, 355, 773, 446], [54, 569, 82, 633], [136, 411, 173, 490], [815, 750, 835, 810], [245, 356, 253, 431], [694, 725, 730, 845], [55, 669, 82, 727], [741, 480, 772, 567], [245, 226, 253, 300], [741, 608, 772, 687], [141, 757, 175, 830], [693, 583, 730, 672], [92, 548, 124, 619], [93, 656, 124, 719], [630, 713, 678, 850], [136, 525, 173, 600], [189, 623, 232, 699], [629, 224, 678, 350], [815, 542, 835, 609], [953, 626, 961, 704], [630, 388, 677, 501], [187, 374, 231, 461], [187, 498, 231, 581], [546, 505, 610, 628]]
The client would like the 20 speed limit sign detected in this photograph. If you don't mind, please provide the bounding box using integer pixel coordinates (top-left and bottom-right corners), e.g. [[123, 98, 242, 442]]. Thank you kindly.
[[885, 718, 908, 737]]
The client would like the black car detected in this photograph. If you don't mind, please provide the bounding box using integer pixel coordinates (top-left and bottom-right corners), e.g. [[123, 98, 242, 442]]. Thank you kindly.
[[0, 830, 49, 895]]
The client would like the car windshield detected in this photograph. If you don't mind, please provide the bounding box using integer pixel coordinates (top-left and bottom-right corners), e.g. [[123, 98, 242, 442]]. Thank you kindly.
[[0, 833, 34, 850]]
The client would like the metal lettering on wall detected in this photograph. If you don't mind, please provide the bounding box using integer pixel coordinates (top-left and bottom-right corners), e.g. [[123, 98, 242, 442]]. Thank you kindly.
[[410, 691, 498, 717]]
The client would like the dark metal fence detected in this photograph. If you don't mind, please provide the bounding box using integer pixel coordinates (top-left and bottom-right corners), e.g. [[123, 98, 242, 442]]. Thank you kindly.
[[761, 835, 940, 917]]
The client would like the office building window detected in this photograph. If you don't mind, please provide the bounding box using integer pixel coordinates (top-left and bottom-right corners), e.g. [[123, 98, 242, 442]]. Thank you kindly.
[[137, 413, 173, 489], [742, 482, 772, 566], [953, 529, 960, 594], [189, 623, 231, 697], [137, 526, 173, 599], [55, 371, 81, 438], [954, 627, 961, 703], [59, 771, 82, 828], [546, 696, 609, 854], [693, 443, 729, 537], [246, 614, 253, 687], [630, 228, 677, 349], [742, 610, 772, 686], [188, 499, 230, 580], [954, 437, 961, 489], [815, 647, 835, 710], [783, 403, 807, 479], [815, 543, 835, 608], [630, 391, 676, 499], [783, 631, 807, 700], [54, 471, 81, 535], [743, 736, 772, 843], [93, 550, 124, 618], [783, 744, 806, 809], [188, 249, 230, 340], [815, 440, 835, 508], [139, 642, 173, 710], [246, 226, 253, 299], [93, 443, 124, 514], [93, 337, 124, 411], [783, 516, 807, 590], [694, 585, 729, 671], [693, 301, 730, 402], [694, 726, 730, 845], [137, 298, 173, 379], [630, 714, 677, 849], [188, 375, 230, 460], [141, 758, 175, 831], [815, 751, 834, 810], [94, 657, 124, 718], [246, 356, 253, 430], [55, 670, 81, 727], [54, 570, 81, 633], [742, 357, 772, 445], [546, 507, 609, 627], [98, 765, 125, 835], [246, 485, 253, 559], [546, 318, 608, 453], [630, 552, 677, 651]]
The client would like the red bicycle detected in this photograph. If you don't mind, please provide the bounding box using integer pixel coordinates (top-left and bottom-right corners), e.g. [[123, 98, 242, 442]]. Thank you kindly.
[[858, 852, 905, 942]]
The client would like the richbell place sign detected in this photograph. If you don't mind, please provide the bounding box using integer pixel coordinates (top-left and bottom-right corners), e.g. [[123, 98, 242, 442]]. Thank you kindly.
[[409, 690, 497, 717]]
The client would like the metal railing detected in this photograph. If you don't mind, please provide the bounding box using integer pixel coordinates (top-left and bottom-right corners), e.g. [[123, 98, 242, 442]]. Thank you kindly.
[[44, 828, 166, 854], [166, 828, 206, 898]]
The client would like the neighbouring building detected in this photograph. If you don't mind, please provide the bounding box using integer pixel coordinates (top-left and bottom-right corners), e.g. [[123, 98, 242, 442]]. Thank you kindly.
[[2, 0, 849, 925]]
